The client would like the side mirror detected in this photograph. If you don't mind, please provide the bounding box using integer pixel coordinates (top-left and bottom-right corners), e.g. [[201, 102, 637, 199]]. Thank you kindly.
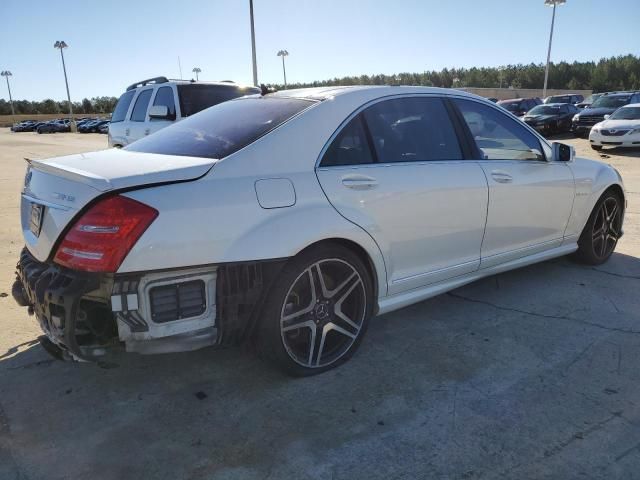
[[552, 142, 574, 162], [148, 105, 172, 120], [603, 114, 610, 120]]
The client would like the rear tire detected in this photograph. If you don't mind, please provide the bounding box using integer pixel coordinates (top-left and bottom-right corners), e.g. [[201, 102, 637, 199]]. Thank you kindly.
[[574, 191, 623, 265], [258, 244, 373, 376]]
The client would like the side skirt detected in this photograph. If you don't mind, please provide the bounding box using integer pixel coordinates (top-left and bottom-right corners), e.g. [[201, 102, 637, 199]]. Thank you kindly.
[[376, 243, 578, 315]]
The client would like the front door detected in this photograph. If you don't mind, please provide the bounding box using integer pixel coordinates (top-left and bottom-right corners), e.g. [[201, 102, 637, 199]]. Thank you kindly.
[[452, 98, 575, 268], [316, 96, 488, 295]]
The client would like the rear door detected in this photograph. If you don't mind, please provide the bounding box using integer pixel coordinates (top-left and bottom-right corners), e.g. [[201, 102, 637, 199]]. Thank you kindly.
[[316, 96, 488, 295], [452, 98, 575, 269]]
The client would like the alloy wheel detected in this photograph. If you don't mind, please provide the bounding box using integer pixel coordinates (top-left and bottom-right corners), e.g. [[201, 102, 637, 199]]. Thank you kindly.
[[280, 259, 366, 368], [591, 196, 621, 260]]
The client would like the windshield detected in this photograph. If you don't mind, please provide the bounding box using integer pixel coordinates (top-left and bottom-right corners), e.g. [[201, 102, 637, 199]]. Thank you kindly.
[[610, 106, 640, 120], [499, 102, 521, 112], [528, 106, 561, 115], [591, 95, 631, 109], [126, 96, 316, 159]]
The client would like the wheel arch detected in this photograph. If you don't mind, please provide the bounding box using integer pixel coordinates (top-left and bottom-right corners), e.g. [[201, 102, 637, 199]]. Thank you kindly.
[[293, 237, 381, 315]]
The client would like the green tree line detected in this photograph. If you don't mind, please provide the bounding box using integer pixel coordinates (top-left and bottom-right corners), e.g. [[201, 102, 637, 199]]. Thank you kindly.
[[2, 54, 639, 115], [273, 54, 640, 92], [0, 96, 117, 116]]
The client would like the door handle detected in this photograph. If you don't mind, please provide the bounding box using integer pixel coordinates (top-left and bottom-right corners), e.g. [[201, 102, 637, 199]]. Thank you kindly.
[[144, 128, 150, 136], [490, 170, 513, 183], [341, 175, 378, 190], [125, 128, 130, 136]]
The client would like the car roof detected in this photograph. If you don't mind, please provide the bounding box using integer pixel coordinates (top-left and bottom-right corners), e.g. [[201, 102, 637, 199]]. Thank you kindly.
[[268, 85, 480, 102], [126, 76, 258, 92], [621, 103, 640, 108], [539, 103, 565, 107]]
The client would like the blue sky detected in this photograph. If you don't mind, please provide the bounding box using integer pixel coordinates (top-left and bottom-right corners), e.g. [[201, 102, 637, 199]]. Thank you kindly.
[[1, 0, 639, 101]]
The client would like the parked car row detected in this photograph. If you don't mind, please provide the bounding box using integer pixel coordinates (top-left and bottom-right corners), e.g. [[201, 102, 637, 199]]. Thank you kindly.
[[10, 117, 110, 134], [493, 90, 640, 148], [78, 118, 110, 133], [571, 91, 640, 138]]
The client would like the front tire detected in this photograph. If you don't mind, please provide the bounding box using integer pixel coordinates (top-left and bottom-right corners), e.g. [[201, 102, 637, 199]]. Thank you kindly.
[[591, 145, 603, 151], [575, 191, 623, 265], [259, 244, 373, 376]]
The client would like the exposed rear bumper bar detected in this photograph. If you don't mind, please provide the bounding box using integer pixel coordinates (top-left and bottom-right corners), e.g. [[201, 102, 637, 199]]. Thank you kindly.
[[14, 248, 109, 361]]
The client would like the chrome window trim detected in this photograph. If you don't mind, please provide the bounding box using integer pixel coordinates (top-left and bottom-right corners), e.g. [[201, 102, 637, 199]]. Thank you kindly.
[[314, 92, 554, 170], [449, 95, 553, 163], [315, 93, 468, 170]]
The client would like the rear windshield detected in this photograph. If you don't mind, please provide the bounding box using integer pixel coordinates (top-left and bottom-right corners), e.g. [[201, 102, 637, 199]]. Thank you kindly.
[[125, 96, 316, 159], [111, 90, 135, 123], [548, 96, 571, 103], [178, 84, 260, 117]]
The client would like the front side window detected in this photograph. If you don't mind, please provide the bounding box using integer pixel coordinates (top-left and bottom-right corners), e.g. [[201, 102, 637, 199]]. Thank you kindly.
[[362, 97, 462, 163], [111, 90, 135, 123], [126, 96, 315, 159], [321, 115, 374, 167], [454, 99, 544, 161], [152, 86, 176, 119], [130, 89, 153, 122]]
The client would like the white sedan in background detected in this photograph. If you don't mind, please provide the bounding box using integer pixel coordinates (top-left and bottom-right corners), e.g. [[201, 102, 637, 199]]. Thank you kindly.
[[13, 86, 625, 376], [590, 103, 640, 150]]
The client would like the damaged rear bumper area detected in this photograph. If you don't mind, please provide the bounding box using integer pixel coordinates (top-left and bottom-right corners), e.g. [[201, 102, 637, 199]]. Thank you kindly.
[[13, 248, 285, 362]]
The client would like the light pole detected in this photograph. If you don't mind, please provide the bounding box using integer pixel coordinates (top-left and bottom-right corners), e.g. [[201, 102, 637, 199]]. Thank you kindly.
[[192, 67, 201, 81], [542, 0, 566, 98], [1, 71, 15, 122], [249, 0, 258, 86], [277, 50, 288, 88], [54, 41, 76, 132]]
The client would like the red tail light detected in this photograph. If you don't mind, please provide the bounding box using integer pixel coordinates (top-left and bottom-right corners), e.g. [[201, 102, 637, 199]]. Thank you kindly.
[[54, 195, 158, 272]]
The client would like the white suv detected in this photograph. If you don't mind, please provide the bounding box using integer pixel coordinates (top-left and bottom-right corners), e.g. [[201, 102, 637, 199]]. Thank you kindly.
[[107, 77, 259, 147]]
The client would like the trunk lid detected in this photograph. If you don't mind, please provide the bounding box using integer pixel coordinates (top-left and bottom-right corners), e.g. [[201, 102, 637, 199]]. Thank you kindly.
[[21, 149, 216, 261]]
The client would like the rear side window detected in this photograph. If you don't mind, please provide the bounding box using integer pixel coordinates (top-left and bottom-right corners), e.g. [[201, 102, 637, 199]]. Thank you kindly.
[[152, 86, 176, 119], [363, 97, 462, 162], [321, 115, 374, 167], [111, 90, 135, 123], [454, 99, 544, 161], [130, 89, 153, 122], [178, 84, 260, 117], [126, 97, 315, 159]]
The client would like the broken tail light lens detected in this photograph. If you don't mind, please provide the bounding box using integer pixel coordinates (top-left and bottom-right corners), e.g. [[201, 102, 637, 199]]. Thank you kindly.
[[54, 195, 158, 272]]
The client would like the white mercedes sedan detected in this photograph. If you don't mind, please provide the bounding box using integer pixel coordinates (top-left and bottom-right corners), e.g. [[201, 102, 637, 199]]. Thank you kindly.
[[13, 86, 625, 375]]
